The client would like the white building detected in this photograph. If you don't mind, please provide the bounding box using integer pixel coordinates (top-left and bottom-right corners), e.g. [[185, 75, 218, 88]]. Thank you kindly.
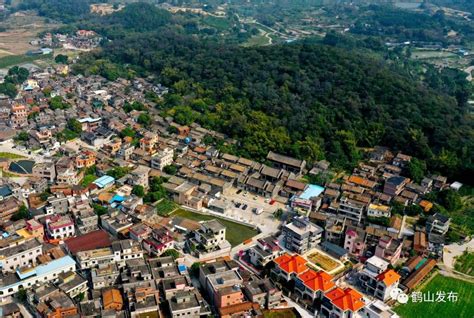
[[0, 238, 42, 272], [367, 203, 391, 218], [358, 256, 401, 301], [45, 215, 75, 240], [151, 147, 174, 171], [0, 255, 76, 301]]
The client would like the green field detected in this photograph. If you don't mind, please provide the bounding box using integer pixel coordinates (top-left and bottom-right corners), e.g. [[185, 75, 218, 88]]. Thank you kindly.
[[0, 53, 53, 69], [395, 274, 474, 318], [156, 199, 177, 216], [242, 33, 271, 47], [454, 251, 474, 276], [0, 152, 25, 159], [172, 209, 259, 246], [202, 16, 232, 31], [81, 174, 97, 187]]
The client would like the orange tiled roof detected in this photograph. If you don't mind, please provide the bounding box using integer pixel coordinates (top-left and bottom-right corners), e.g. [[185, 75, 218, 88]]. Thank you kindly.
[[377, 269, 401, 286], [348, 175, 376, 188], [297, 269, 335, 292], [102, 288, 123, 308], [274, 253, 308, 275], [325, 287, 365, 312]]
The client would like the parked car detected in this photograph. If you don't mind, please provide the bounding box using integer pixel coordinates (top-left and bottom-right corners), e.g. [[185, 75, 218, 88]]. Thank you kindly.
[[242, 204, 248, 210], [236, 189, 242, 194], [236, 203, 242, 208]]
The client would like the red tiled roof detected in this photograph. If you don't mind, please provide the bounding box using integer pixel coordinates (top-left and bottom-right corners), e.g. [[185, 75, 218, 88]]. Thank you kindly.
[[65, 230, 111, 254], [274, 253, 308, 275], [325, 287, 365, 312], [297, 269, 335, 292]]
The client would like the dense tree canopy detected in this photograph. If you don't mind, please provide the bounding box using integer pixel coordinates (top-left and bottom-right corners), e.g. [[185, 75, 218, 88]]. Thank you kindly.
[[71, 4, 473, 182]]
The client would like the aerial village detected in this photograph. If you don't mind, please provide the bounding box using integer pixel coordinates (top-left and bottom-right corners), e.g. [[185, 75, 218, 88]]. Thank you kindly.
[[0, 58, 466, 318]]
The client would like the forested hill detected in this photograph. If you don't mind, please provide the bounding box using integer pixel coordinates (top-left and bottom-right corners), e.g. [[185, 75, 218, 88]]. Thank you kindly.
[[73, 4, 473, 182]]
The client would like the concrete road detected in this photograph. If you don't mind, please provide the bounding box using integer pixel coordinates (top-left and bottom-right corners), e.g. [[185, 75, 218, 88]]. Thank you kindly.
[[443, 238, 474, 269]]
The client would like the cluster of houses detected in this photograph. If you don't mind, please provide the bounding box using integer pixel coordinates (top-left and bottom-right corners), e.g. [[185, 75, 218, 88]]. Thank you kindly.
[[0, 62, 464, 317], [30, 30, 102, 52]]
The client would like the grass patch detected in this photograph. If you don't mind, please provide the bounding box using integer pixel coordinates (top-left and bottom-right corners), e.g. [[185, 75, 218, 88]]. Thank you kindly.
[[242, 33, 271, 47], [454, 251, 474, 276], [172, 209, 259, 247], [394, 274, 474, 318], [0, 152, 25, 159], [202, 16, 232, 31], [156, 199, 177, 216], [0, 53, 52, 68], [81, 174, 97, 187]]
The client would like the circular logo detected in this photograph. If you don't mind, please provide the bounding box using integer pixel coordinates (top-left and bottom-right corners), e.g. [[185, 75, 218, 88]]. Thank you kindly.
[[389, 287, 403, 299], [397, 293, 409, 304]]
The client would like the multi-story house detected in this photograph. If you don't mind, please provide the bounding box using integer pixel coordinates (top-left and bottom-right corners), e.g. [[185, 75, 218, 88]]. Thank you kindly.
[[367, 203, 391, 218], [0, 255, 76, 301], [426, 213, 450, 235], [248, 236, 283, 268], [10, 104, 28, 127], [272, 253, 308, 282], [0, 238, 42, 272], [294, 269, 335, 301], [45, 215, 75, 240], [375, 235, 403, 265], [338, 197, 366, 223], [383, 176, 409, 196], [150, 147, 174, 171], [143, 226, 174, 256], [32, 162, 56, 183], [359, 256, 401, 301], [193, 219, 227, 252], [139, 132, 158, 155], [321, 287, 365, 318], [75, 150, 96, 169], [242, 278, 281, 309], [282, 216, 323, 254], [344, 227, 366, 257]]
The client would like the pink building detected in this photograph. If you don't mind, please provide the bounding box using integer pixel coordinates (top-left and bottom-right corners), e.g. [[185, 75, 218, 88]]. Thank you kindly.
[[344, 228, 366, 257], [143, 226, 174, 256], [375, 235, 402, 265]]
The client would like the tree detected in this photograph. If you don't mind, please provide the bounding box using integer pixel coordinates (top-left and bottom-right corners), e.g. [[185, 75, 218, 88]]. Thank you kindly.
[[15, 131, 29, 142], [163, 164, 177, 175], [437, 189, 462, 211], [137, 113, 151, 127], [55, 54, 68, 64], [162, 248, 180, 259], [190, 262, 201, 277], [0, 82, 17, 98], [12, 205, 29, 221], [92, 203, 108, 216], [132, 185, 145, 197], [6, 66, 29, 84], [49, 96, 70, 110], [67, 118, 82, 134], [407, 158, 426, 183]]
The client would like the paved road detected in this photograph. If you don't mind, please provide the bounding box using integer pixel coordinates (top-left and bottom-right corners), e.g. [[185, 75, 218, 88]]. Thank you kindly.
[[442, 238, 474, 269]]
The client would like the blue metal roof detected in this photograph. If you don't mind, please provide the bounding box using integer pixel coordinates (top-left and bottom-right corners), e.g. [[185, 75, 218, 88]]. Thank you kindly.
[[299, 184, 325, 200], [93, 175, 115, 188], [16, 255, 75, 280]]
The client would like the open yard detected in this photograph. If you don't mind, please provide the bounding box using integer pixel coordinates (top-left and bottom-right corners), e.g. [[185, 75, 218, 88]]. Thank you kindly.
[[172, 209, 259, 247], [454, 251, 474, 276], [0, 11, 60, 56], [305, 249, 343, 273], [395, 274, 474, 318]]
